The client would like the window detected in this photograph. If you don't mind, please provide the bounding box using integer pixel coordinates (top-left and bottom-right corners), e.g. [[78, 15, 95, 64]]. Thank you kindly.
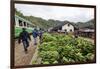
[[64, 29, 67, 32], [70, 29, 72, 32], [19, 20, 23, 26], [24, 22, 26, 26], [68, 24, 70, 26], [27, 24, 29, 27]]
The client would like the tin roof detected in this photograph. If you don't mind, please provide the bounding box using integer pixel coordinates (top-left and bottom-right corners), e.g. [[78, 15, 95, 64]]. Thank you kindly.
[[79, 29, 94, 32]]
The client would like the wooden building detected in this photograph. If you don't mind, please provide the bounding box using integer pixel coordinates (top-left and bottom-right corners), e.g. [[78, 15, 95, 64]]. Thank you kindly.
[[78, 29, 94, 39]]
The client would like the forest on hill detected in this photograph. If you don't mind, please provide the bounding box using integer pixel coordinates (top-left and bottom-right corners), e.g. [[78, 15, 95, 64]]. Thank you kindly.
[[15, 8, 95, 30]]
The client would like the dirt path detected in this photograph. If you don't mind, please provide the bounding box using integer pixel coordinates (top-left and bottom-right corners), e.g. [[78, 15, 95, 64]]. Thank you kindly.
[[79, 37, 94, 44], [14, 36, 38, 66]]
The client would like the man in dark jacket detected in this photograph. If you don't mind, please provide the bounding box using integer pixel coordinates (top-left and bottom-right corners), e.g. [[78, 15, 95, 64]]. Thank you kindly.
[[18, 28, 31, 54], [32, 28, 38, 45], [74, 30, 78, 38]]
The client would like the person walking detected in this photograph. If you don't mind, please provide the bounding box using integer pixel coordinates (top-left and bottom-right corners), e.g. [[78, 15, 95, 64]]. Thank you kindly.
[[74, 30, 78, 38], [18, 28, 31, 54], [32, 28, 38, 45], [38, 28, 43, 44]]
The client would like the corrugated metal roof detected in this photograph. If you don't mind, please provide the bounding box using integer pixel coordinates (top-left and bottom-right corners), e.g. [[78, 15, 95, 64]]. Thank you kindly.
[[79, 29, 94, 32]]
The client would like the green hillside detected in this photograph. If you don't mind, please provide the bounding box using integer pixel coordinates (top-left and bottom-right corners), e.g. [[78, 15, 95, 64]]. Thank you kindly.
[[76, 19, 95, 29], [15, 8, 95, 30]]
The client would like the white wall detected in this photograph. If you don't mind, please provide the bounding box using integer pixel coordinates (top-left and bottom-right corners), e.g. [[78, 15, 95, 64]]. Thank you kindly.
[[15, 16, 19, 27], [0, 0, 100, 69], [62, 24, 74, 32]]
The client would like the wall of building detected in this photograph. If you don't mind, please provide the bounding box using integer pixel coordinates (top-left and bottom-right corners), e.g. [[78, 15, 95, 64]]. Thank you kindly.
[[62, 24, 74, 32]]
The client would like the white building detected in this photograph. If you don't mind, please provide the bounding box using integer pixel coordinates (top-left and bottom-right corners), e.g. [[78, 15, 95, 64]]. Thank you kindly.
[[51, 22, 75, 33], [62, 23, 74, 32]]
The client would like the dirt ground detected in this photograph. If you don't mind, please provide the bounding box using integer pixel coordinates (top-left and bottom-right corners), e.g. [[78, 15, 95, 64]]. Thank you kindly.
[[80, 37, 94, 44], [14, 36, 38, 66]]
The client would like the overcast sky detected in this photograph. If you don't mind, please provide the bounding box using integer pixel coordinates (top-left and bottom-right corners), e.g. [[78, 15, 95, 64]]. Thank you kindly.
[[15, 4, 94, 23]]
